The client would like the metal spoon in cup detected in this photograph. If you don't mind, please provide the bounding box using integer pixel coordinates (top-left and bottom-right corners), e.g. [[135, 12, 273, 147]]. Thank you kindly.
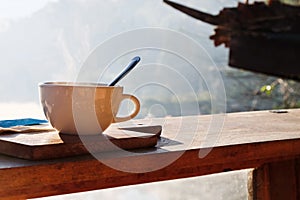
[[108, 56, 141, 86]]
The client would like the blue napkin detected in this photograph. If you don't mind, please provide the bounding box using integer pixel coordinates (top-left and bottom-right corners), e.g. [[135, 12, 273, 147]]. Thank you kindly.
[[0, 118, 48, 128]]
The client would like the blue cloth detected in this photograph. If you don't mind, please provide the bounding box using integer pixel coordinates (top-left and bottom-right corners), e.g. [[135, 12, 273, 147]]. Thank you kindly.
[[0, 118, 48, 128]]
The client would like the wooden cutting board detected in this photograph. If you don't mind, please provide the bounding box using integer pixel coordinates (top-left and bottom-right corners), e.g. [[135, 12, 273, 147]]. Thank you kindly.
[[0, 125, 162, 160]]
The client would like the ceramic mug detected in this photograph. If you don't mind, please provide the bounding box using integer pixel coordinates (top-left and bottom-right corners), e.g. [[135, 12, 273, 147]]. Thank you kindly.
[[39, 82, 140, 135]]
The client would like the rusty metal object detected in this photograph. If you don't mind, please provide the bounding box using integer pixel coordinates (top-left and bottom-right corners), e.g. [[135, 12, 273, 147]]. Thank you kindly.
[[164, 0, 300, 80], [163, 0, 220, 25], [229, 34, 300, 80]]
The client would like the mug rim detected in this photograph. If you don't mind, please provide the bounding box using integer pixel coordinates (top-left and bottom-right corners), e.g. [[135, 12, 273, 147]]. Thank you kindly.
[[39, 81, 122, 88]]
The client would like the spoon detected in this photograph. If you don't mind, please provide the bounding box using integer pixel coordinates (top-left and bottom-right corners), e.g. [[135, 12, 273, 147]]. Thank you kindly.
[[108, 56, 141, 86]]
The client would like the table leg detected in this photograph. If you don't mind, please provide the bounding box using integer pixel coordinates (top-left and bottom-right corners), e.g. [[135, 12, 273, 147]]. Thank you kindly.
[[252, 158, 300, 200]]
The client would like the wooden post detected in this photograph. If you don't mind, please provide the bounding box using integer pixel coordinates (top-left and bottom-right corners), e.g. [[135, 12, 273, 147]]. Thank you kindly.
[[252, 158, 300, 200]]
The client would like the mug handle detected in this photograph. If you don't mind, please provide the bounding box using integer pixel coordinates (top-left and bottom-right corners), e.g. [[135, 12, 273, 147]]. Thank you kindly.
[[113, 94, 140, 123]]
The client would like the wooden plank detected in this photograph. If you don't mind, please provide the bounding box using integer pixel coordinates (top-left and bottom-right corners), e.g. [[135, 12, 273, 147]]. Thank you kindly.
[[252, 164, 270, 200], [1, 109, 300, 163], [0, 125, 161, 160], [1, 136, 300, 199], [0, 109, 300, 199], [296, 159, 300, 198], [253, 158, 300, 200], [269, 160, 297, 200]]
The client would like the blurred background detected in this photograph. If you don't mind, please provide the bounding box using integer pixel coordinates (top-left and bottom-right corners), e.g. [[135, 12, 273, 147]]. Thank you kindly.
[[1, 0, 299, 120]]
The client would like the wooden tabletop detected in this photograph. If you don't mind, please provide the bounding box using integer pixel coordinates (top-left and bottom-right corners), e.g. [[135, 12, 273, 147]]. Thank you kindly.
[[1, 109, 300, 199]]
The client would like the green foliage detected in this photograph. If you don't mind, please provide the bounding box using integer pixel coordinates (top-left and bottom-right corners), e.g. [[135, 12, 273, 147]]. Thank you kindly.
[[259, 79, 300, 109], [223, 68, 300, 112], [260, 85, 273, 96]]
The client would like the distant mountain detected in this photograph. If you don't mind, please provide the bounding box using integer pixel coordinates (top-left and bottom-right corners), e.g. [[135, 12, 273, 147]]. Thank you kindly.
[[0, 18, 10, 32], [0, 0, 219, 99], [0, 0, 284, 115]]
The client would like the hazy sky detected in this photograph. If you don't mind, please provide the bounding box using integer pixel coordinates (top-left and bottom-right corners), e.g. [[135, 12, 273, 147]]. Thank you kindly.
[[0, 0, 58, 19], [0, 0, 282, 122], [0, 0, 273, 118], [0, 0, 249, 19]]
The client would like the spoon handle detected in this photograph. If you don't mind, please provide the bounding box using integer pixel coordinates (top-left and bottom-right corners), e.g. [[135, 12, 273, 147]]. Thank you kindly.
[[108, 56, 141, 86]]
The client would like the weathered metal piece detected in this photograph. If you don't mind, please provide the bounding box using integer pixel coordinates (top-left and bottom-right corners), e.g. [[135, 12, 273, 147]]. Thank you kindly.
[[164, 0, 300, 80]]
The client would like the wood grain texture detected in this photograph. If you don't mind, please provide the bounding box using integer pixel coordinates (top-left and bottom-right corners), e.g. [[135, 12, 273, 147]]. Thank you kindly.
[[0, 125, 161, 160], [253, 158, 300, 200], [0, 109, 300, 199]]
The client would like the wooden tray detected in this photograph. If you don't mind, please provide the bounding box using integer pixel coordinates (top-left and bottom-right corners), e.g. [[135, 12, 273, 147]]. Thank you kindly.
[[0, 125, 162, 160]]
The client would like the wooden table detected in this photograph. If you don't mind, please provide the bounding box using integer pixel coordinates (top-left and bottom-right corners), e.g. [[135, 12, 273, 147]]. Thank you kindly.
[[1, 109, 300, 200]]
